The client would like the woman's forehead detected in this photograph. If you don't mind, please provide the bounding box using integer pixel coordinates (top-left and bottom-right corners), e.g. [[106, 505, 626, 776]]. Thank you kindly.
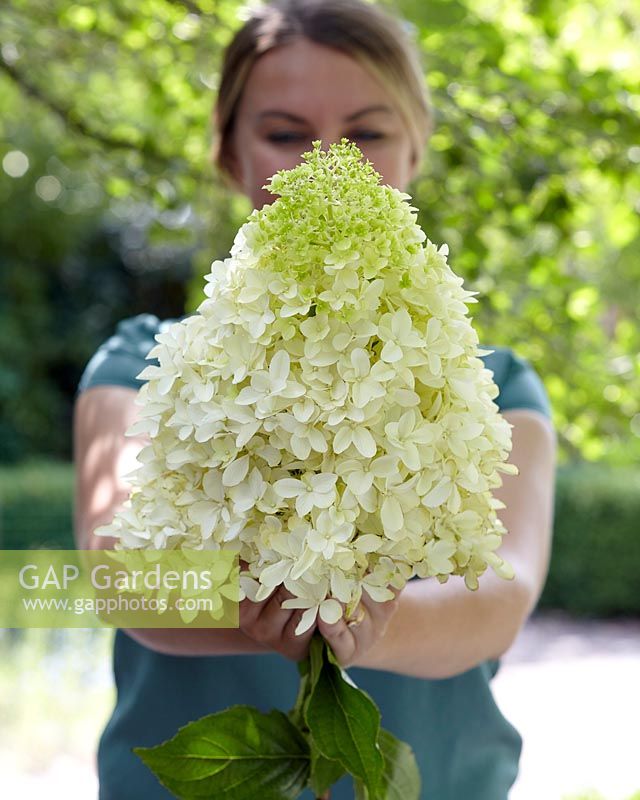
[[239, 39, 398, 123]]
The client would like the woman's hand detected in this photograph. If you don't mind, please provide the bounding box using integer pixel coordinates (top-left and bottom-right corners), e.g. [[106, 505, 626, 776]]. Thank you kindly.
[[239, 586, 317, 662], [317, 590, 401, 668]]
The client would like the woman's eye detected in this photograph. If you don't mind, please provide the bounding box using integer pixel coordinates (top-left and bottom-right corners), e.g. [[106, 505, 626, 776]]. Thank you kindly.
[[349, 130, 384, 141], [266, 131, 383, 145], [265, 131, 307, 144]]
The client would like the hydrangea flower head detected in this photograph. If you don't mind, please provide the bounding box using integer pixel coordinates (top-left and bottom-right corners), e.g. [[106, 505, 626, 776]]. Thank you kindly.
[[97, 140, 517, 634]]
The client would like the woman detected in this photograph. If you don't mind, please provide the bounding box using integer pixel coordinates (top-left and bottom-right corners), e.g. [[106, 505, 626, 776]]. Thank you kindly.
[[74, 1, 556, 798]]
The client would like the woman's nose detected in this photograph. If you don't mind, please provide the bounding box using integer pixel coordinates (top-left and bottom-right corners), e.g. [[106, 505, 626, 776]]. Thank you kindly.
[[316, 133, 344, 151]]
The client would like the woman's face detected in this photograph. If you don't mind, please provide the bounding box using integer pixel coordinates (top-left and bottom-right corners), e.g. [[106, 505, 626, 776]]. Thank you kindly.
[[228, 38, 417, 209]]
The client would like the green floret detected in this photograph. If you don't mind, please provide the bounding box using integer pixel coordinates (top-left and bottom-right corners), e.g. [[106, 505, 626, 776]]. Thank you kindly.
[[245, 139, 424, 289]]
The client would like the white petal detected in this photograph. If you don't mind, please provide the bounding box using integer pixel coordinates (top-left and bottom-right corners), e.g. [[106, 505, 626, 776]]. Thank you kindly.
[[319, 598, 343, 625], [330, 571, 352, 603], [350, 348, 370, 378], [332, 332, 352, 351], [126, 418, 156, 437], [362, 584, 395, 602], [255, 582, 275, 602], [310, 473, 338, 493], [333, 426, 353, 454], [400, 444, 421, 471], [370, 455, 399, 478], [236, 419, 261, 448], [236, 387, 262, 405], [290, 547, 318, 580], [352, 427, 377, 458], [397, 411, 414, 439], [291, 435, 312, 460], [281, 598, 313, 610], [273, 478, 304, 498], [269, 350, 290, 384], [293, 398, 315, 423], [296, 492, 315, 517], [295, 606, 319, 636], [354, 534, 382, 553], [203, 470, 224, 501], [380, 341, 403, 363], [136, 364, 162, 381], [309, 428, 328, 453], [158, 373, 177, 395], [187, 502, 216, 537], [381, 495, 404, 534], [231, 485, 259, 514], [394, 389, 420, 407], [222, 455, 249, 487], [311, 492, 335, 510], [422, 478, 452, 508], [346, 470, 374, 496], [259, 560, 291, 588]]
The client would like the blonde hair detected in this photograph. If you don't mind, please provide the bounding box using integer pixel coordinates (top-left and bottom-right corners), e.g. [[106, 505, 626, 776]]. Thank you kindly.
[[211, 0, 434, 185]]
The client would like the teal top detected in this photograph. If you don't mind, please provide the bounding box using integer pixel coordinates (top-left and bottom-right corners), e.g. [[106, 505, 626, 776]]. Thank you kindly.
[[78, 314, 551, 800]]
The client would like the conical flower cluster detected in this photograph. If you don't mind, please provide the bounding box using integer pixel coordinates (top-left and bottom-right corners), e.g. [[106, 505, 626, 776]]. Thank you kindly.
[[98, 140, 517, 633]]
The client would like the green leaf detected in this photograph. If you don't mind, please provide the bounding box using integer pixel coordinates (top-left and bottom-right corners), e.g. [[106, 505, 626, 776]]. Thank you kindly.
[[308, 632, 327, 684], [134, 705, 310, 799], [289, 657, 312, 729], [376, 728, 421, 800], [305, 641, 384, 798], [353, 729, 420, 800], [289, 636, 323, 728], [309, 742, 347, 797]]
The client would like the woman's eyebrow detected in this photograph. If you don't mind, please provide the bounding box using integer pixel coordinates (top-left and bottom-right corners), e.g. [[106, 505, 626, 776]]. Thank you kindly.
[[256, 105, 394, 124]]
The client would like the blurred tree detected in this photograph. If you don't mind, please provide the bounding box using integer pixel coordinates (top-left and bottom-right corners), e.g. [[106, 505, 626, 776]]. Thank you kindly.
[[389, 0, 640, 465], [1, 0, 639, 463], [0, 113, 197, 461]]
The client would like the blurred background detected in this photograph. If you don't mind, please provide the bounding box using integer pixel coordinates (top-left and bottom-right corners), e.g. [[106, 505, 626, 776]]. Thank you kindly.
[[1, 0, 639, 798]]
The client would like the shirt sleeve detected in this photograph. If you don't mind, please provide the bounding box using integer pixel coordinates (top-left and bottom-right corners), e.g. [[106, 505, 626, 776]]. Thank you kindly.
[[77, 314, 165, 394], [482, 346, 552, 419]]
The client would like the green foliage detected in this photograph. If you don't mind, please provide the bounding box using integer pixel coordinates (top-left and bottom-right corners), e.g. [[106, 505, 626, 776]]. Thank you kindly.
[[1, 1, 639, 466], [0, 459, 74, 548], [302, 638, 420, 800], [563, 793, 607, 800], [564, 792, 640, 800], [355, 730, 423, 800], [0, 123, 192, 462], [135, 636, 421, 799], [304, 637, 386, 798], [388, 0, 640, 465], [135, 706, 311, 800], [539, 465, 640, 615], [309, 744, 346, 798]]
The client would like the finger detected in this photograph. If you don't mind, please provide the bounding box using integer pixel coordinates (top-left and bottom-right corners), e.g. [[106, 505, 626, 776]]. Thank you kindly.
[[239, 589, 275, 625], [252, 585, 296, 643], [282, 609, 317, 659], [239, 582, 295, 633], [317, 615, 358, 665], [359, 592, 399, 626]]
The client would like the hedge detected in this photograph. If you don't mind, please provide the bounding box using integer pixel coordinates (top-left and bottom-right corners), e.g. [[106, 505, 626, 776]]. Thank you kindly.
[[0, 461, 75, 550], [539, 464, 640, 615], [1, 461, 639, 616]]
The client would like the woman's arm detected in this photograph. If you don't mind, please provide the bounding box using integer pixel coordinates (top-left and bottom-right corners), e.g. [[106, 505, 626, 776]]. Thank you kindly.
[[75, 389, 554, 671], [322, 409, 557, 678], [73, 386, 312, 659]]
